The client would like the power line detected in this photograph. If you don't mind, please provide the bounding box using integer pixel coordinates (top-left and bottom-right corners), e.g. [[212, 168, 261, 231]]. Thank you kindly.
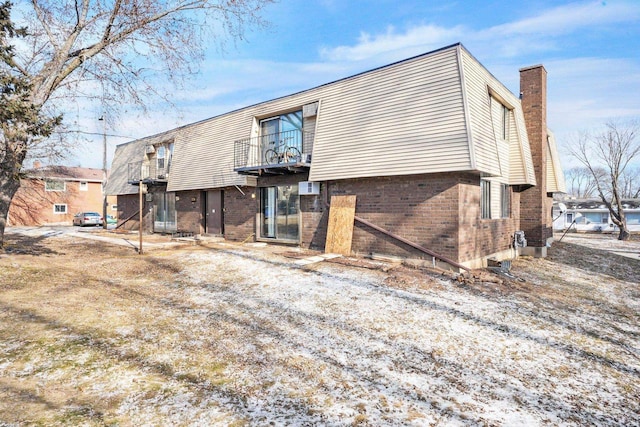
[[62, 130, 135, 139]]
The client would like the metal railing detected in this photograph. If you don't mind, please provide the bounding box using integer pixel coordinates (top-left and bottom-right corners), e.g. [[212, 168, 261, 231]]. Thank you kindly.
[[128, 161, 169, 183], [234, 129, 313, 171]]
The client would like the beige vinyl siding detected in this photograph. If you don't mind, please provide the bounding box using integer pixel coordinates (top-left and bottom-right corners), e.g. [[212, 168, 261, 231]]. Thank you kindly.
[[309, 47, 470, 181], [168, 113, 254, 191], [510, 106, 536, 185], [302, 113, 317, 157], [114, 44, 538, 193], [460, 49, 500, 176], [489, 96, 510, 180], [546, 130, 567, 193], [168, 96, 322, 192], [460, 48, 535, 185], [105, 138, 148, 196]]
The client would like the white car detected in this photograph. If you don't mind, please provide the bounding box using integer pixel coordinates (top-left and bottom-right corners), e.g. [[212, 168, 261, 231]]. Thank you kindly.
[[73, 212, 103, 226]]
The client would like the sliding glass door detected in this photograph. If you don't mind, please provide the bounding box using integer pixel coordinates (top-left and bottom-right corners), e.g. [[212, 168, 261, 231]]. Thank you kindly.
[[260, 185, 299, 241], [154, 192, 177, 233]]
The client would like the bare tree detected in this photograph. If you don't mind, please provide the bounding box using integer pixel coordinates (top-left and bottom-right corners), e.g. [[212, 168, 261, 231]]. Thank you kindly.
[[620, 167, 640, 199], [0, 0, 272, 247], [569, 120, 640, 240], [564, 166, 602, 198]]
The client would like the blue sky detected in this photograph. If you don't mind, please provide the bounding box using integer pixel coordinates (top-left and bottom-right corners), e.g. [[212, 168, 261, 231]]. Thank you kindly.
[[77, 0, 640, 170]]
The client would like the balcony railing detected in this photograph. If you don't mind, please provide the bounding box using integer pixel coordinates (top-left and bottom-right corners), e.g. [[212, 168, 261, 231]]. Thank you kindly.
[[128, 161, 169, 184], [234, 129, 313, 174]]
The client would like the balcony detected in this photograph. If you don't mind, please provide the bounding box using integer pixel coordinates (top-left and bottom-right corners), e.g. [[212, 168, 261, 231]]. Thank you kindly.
[[128, 161, 169, 185], [234, 129, 313, 175]]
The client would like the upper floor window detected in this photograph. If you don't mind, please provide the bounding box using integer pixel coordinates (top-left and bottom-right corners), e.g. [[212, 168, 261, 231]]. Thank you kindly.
[[79, 181, 88, 191], [261, 111, 303, 137], [167, 142, 175, 170], [491, 96, 510, 141], [261, 110, 303, 151], [157, 146, 166, 170], [45, 180, 65, 191], [500, 104, 510, 140]]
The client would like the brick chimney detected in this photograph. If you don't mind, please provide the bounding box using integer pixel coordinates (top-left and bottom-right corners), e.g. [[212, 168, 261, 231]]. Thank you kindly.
[[519, 65, 553, 256]]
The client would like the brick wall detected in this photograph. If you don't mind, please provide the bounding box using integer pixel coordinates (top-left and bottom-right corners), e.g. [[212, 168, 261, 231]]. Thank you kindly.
[[224, 186, 256, 242], [519, 65, 553, 247], [458, 178, 521, 262], [116, 192, 152, 232], [9, 179, 104, 226], [148, 172, 521, 265], [351, 174, 459, 260], [302, 173, 520, 264], [305, 174, 461, 260], [175, 190, 203, 234]]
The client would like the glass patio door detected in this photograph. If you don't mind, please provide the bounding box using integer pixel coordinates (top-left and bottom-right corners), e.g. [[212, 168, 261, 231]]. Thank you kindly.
[[154, 192, 177, 233], [260, 185, 299, 241]]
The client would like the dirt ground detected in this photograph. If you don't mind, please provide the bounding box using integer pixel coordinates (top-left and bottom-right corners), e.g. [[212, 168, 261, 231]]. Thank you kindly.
[[0, 229, 638, 426]]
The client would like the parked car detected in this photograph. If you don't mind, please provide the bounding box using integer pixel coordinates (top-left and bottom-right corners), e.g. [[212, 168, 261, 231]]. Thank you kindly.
[[73, 212, 103, 226], [106, 215, 117, 225]]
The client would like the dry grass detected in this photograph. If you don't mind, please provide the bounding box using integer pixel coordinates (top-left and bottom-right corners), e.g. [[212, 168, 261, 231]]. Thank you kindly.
[[0, 229, 638, 425]]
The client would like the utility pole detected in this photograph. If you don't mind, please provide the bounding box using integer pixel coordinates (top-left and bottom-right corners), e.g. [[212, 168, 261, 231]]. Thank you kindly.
[[139, 180, 143, 255], [99, 115, 108, 229]]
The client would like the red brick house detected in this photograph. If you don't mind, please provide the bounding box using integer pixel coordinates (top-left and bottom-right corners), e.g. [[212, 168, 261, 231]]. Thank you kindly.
[[8, 164, 115, 226], [106, 43, 565, 269]]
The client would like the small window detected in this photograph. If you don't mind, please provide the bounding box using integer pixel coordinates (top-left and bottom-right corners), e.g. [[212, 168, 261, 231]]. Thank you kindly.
[[500, 184, 510, 218], [480, 179, 491, 219], [168, 142, 174, 171], [157, 146, 166, 170], [501, 105, 510, 140], [79, 181, 88, 191], [45, 180, 65, 191], [53, 204, 67, 214], [111, 204, 118, 211]]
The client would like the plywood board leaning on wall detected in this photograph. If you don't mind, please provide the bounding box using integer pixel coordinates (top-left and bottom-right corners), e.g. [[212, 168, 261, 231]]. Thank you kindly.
[[325, 195, 357, 256]]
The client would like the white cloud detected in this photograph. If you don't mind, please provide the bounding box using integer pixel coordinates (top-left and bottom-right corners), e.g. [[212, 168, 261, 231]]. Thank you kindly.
[[318, 1, 640, 62], [485, 1, 640, 37], [319, 24, 465, 62]]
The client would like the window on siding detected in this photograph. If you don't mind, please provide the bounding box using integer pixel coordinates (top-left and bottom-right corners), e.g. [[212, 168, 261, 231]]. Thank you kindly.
[[500, 184, 510, 218], [167, 142, 174, 171], [157, 146, 166, 171], [45, 180, 65, 191], [627, 213, 640, 225], [53, 204, 67, 214], [582, 212, 609, 224], [501, 104, 510, 140], [480, 179, 491, 219], [79, 181, 88, 191]]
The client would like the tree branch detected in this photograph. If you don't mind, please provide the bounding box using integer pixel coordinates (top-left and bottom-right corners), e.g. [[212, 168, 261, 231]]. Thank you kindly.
[[30, 0, 58, 50]]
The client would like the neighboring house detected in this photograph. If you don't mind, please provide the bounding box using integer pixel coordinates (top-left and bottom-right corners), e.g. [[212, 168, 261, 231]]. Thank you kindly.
[[106, 43, 565, 269], [8, 164, 116, 226], [553, 199, 640, 233]]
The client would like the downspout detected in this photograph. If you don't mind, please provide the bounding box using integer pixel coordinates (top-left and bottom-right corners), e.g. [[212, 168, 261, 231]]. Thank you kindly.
[[323, 182, 470, 272]]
